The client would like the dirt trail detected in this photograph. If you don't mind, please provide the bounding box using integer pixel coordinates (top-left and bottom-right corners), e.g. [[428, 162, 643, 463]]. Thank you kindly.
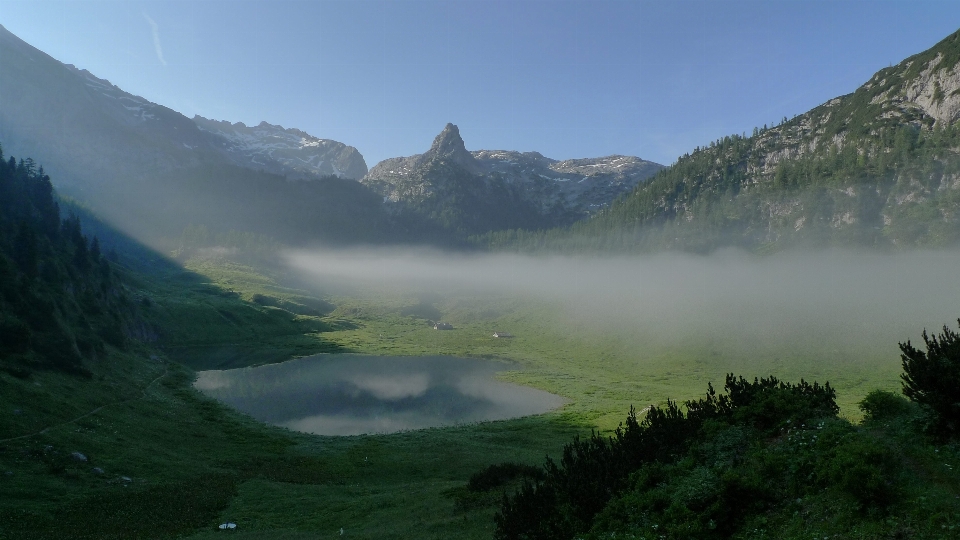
[[0, 364, 169, 444]]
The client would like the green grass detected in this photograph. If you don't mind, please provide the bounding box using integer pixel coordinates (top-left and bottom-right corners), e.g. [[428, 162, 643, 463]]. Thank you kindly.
[[167, 256, 905, 426], [0, 255, 924, 538], [118, 258, 347, 369], [303, 288, 901, 426]]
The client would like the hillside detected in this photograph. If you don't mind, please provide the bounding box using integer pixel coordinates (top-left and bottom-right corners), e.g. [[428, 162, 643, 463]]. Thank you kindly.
[[0, 24, 402, 249], [484, 29, 960, 253], [0, 148, 135, 376]]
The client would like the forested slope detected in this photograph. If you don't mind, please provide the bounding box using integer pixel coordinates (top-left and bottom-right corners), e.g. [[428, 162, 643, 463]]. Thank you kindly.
[[0, 148, 134, 375], [481, 29, 960, 253]]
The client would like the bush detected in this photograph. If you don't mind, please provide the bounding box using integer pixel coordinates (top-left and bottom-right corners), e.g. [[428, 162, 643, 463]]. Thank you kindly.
[[859, 390, 912, 422], [493, 375, 840, 540], [900, 320, 960, 435], [816, 435, 900, 510], [468, 462, 544, 492]]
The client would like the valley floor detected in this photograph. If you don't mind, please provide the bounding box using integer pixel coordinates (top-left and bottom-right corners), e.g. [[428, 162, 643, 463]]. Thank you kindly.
[[0, 255, 952, 539]]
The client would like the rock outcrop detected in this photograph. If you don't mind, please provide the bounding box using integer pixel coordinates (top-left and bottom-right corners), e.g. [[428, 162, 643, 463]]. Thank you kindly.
[[363, 123, 663, 217]]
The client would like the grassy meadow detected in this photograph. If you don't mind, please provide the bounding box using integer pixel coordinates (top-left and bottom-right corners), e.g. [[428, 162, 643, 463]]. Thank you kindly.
[[0, 253, 929, 538]]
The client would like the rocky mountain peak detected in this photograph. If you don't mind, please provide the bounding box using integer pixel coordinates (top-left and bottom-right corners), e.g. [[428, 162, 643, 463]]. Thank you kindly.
[[424, 123, 478, 171], [362, 122, 663, 221], [429, 123, 465, 153]]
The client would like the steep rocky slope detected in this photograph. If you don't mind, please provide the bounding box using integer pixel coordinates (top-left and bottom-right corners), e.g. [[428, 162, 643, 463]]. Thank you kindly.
[[363, 124, 560, 236], [363, 123, 662, 235], [548, 28, 960, 252], [192, 117, 367, 180]]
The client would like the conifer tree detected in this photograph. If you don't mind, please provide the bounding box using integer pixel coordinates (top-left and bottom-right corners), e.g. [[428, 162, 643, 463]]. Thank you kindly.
[[900, 320, 960, 435]]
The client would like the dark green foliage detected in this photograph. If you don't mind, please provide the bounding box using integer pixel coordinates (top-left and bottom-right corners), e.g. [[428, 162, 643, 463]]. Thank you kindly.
[[0, 312, 31, 354], [859, 389, 913, 421], [724, 375, 839, 431], [494, 375, 841, 539], [0, 144, 134, 374], [814, 435, 899, 510], [1, 474, 238, 539], [97, 161, 444, 249], [450, 462, 548, 514], [900, 320, 960, 436], [468, 462, 545, 493], [13, 221, 39, 278], [579, 416, 904, 539]]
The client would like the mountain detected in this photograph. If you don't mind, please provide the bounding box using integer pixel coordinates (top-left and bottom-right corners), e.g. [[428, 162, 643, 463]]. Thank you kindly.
[[544, 29, 960, 252], [470, 151, 663, 213], [0, 24, 391, 248], [362, 123, 663, 236], [192, 116, 367, 180]]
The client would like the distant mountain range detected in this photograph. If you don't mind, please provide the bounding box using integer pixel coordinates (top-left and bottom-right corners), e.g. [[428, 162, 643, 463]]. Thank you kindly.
[[192, 116, 368, 180], [0, 25, 367, 185], [0, 23, 664, 246], [0, 23, 393, 248], [487, 28, 960, 252], [9, 19, 959, 253], [362, 123, 662, 235]]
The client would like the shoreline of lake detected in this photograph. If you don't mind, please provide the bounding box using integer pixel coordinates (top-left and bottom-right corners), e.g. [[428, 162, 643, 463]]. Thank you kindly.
[[194, 354, 567, 436]]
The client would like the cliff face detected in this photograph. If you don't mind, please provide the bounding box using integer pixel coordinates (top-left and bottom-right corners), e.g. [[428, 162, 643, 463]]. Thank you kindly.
[[363, 123, 663, 229], [364, 123, 479, 187]]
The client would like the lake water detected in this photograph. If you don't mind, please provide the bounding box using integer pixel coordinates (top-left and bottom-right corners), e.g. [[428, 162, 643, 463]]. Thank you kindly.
[[194, 354, 566, 436]]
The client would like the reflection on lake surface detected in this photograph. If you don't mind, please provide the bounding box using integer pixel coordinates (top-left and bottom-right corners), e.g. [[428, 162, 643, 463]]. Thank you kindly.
[[194, 355, 566, 436]]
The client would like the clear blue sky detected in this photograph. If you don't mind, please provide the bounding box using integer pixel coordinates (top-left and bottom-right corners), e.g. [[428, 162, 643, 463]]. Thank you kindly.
[[1, 0, 959, 167]]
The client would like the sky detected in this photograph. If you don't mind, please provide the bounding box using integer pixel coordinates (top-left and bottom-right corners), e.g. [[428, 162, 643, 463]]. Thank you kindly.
[[0, 0, 959, 168]]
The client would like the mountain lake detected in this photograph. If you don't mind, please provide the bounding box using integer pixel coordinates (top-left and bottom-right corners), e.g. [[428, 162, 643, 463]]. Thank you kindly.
[[194, 354, 566, 436]]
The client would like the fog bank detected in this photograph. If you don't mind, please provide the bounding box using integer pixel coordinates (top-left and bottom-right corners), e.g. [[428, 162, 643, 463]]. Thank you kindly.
[[284, 247, 960, 387]]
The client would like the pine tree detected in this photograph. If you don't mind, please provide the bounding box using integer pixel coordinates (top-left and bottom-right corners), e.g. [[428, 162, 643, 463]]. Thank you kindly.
[[900, 320, 960, 435]]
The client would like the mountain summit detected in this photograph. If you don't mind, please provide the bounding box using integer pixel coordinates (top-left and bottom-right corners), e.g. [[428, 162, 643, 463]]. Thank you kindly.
[[363, 124, 663, 232], [424, 123, 479, 172]]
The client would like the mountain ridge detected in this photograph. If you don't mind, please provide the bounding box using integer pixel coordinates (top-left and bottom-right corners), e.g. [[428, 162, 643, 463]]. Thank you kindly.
[[483, 28, 960, 252], [363, 123, 664, 224], [192, 116, 368, 180], [0, 23, 399, 247]]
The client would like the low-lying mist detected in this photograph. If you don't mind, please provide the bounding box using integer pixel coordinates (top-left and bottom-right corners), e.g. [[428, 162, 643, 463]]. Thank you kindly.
[[284, 247, 960, 402]]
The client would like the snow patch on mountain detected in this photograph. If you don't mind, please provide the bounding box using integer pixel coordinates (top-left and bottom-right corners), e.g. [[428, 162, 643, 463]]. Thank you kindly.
[[192, 117, 368, 180]]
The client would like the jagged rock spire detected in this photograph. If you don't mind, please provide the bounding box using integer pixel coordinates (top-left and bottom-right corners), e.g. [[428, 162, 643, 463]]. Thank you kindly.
[[429, 123, 466, 155], [424, 123, 478, 172]]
